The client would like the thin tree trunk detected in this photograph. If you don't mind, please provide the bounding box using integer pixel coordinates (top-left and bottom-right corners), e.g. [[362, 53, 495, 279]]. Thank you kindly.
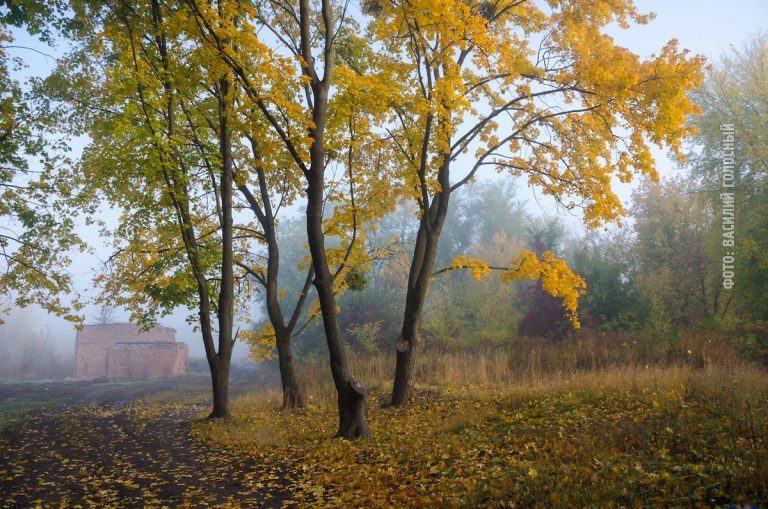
[[275, 327, 305, 410], [207, 43, 236, 419], [391, 225, 441, 406], [257, 163, 306, 410], [391, 161, 451, 407], [238, 163, 308, 410]]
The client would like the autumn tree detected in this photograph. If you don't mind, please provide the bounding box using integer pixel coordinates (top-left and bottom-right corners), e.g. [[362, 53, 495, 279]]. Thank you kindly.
[[40, 0, 380, 413], [189, 0, 402, 437], [366, 0, 705, 405], [40, 0, 246, 418], [0, 2, 84, 324]]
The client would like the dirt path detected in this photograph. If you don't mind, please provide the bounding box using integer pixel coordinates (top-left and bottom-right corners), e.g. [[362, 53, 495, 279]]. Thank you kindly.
[[0, 380, 290, 508]]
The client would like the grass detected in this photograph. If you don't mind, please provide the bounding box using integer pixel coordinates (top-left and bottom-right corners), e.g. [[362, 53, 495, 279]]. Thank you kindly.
[[0, 395, 57, 428], [194, 344, 768, 507]]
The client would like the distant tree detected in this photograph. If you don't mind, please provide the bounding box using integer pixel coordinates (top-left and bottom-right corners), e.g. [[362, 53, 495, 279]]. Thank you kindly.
[[685, 33, 768, 322], [572, 230, 650, 330], [436, 181, 525, 267], [92, 306, 114, 325], [0, 323, 72, 380], [631, 177, 724, 328]]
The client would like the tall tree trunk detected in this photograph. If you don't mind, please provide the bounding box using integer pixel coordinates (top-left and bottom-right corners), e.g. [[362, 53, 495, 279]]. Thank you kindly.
[[306, 169, 370, 438], [295, 0, 367, 437], [144, 0, 235, 420], [208, 62, 235, 419]]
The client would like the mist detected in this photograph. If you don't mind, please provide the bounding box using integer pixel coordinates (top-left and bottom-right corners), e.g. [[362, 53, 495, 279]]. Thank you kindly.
[[0, 307, 73, 380], [0, 303, 255, 382]]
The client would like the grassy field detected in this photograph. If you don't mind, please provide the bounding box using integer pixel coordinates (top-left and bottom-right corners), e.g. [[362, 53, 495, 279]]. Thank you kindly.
[[195, 346, 768, 507], [0, 376, 212, 428], [0, 395, 56, 428]]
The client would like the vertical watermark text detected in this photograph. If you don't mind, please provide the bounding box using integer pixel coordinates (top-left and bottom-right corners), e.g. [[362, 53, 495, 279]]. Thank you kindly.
[[720, 123, 735, 289]]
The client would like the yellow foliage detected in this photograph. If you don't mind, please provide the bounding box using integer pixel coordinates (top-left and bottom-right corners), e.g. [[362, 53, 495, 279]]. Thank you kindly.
[[449, 251, 586, 328], [501, 250, 587, 328], [241, 324, 275, 362], [449, 255, 491, 281]]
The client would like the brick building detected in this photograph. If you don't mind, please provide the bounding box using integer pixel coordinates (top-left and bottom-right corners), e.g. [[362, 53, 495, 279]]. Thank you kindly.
[[74, 323, 188, 380]]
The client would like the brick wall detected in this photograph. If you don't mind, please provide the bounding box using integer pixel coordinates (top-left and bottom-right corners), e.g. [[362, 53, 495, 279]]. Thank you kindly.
[[73, 323, 188, 379], [106, 342, 188, 379]]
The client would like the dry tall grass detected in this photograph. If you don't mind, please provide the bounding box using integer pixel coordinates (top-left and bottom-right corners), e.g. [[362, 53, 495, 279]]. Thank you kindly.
[[237, 330, 759, 411]]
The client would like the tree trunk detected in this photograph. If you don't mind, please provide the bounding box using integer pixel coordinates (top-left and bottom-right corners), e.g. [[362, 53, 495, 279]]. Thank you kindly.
[[209, 361, 230, 419], [390, 172, 451, 406], [298, 0, 367, 437], [337, 380, 369, 438], [305, 142, 370, 439], [391, 342, 420, 407], [238, 165, 308, 411], [146, 0, 236, 420], [262, 190, 306, 411], [210, 69, 235, 419], [390, 228, 440, 406], [275, 328, 305, 410]]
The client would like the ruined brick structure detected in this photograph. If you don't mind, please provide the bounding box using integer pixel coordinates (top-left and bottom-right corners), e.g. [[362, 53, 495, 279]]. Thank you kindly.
[[74, 323, 188, 380]]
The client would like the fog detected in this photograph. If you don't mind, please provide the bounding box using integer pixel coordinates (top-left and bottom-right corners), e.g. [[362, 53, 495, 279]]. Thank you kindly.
[[0, 307, 72, 380]]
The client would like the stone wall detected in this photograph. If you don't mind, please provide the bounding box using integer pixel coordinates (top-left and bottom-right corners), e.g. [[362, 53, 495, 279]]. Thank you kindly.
[[73, 323, 188, 380]]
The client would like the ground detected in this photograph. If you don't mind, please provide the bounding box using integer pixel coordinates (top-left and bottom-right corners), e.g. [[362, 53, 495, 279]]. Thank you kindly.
[[197, 365, 768, 508], [1, 363, 766, 508], [0, 376, 288, 508]]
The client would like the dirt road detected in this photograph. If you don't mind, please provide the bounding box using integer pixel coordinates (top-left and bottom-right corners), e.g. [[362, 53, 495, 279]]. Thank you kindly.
[[0, 377, 290, 508]]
